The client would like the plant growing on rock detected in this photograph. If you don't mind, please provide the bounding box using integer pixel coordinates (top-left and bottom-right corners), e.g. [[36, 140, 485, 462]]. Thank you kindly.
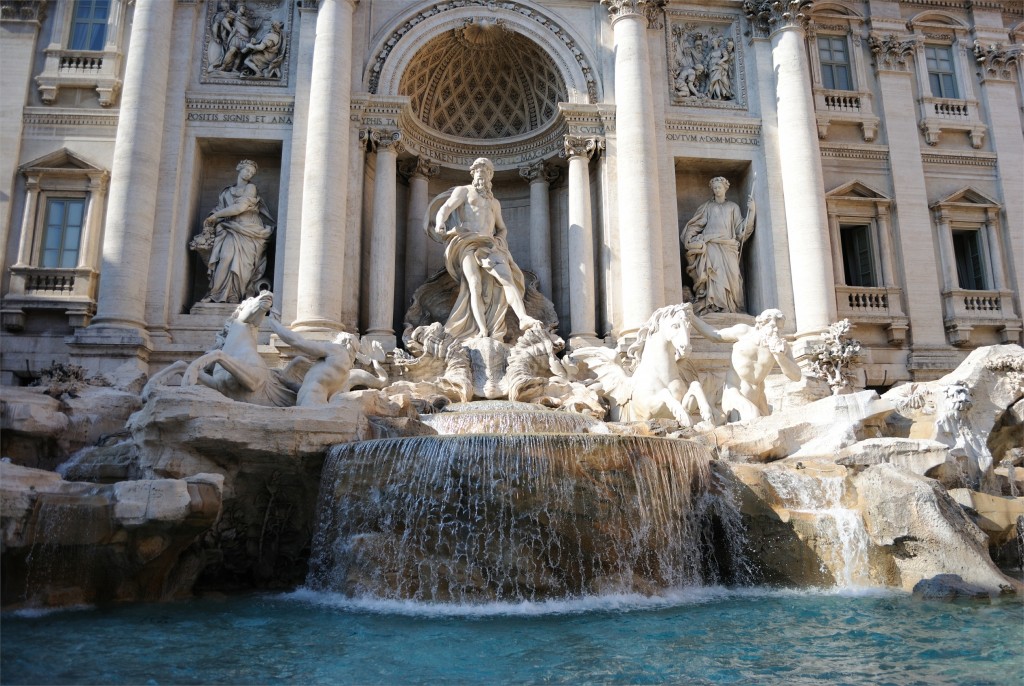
[[807, 319, 862, 395]]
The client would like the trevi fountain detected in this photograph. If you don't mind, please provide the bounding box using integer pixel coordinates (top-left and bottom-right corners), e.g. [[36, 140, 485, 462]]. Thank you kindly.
[[2, 0, 1023, 684]]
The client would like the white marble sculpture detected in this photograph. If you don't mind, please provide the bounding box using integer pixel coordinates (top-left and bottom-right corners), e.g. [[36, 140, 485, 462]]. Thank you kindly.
[[685, 305, 802, 422], [671, 26, 737, 102], [207, 2, 287, 80], [425, 158, 541, 342], [267, 319, 387, 406], [180, 291, 306, 407], [572, 304, 714, 425], [681, 176, 755, 315], [191, 159, 275, 304]]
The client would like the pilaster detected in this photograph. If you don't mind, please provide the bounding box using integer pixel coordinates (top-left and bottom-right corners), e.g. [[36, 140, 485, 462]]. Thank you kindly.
[[561, 136, 605, 345], [363, 128, 403, 350], [519, 159, 559, 300]]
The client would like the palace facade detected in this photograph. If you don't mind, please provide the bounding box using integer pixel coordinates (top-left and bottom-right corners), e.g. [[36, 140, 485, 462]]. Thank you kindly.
[[1, 0, 1022, 388]]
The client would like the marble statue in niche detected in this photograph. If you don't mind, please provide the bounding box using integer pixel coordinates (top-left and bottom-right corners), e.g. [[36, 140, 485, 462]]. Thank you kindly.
[[204, 1, 288, 83], [190, 159, 275, 304], [681, 176, 755, 315], [671, 23, 736, 102], [426, 158, 542, 342]]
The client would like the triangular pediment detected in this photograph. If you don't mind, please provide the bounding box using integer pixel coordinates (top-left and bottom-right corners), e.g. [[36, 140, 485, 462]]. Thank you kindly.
[[932, 186, 1000, 209], [20, 148, 105, 173], [826, 180, 890, 200]]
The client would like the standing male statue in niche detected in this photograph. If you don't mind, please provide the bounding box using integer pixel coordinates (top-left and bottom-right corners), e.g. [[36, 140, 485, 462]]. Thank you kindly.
[[681, 176, 755, 315], [426, 157, 540, 342]]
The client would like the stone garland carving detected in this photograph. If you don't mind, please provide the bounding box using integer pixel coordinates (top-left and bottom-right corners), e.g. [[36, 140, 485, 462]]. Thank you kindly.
[[742, 0, 812, 38], [202, 1, 290, 86], [973, 41, 1022, 80], [867, 33, 918, 72], [190, 159, 275, 304], [670, 23, 737, 104], [368, 1, 598, 104]]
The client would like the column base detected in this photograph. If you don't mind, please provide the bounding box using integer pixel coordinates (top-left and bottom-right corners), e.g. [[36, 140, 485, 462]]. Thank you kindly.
[[568, 334, 603, 351], [68, 324, 153, 381], [362, 332, 397, 352], [290, 317, 346, 333]]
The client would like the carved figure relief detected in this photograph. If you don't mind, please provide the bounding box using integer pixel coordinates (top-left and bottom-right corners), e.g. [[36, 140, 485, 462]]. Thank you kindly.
[[202, 1, 291, 86], [668, 18, 743, 108]]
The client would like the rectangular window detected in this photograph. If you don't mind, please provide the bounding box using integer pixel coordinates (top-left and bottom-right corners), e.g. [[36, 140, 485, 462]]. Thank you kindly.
[[925, 45, 959, 99], [41, 198, 85, 269], [818, 36, 853, 91], [840, 224, 877, 287], [952, 229, 986, 290], [69, 0, 109, 51]]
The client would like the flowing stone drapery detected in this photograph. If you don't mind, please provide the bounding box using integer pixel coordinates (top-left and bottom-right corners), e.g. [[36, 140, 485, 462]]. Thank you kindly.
[[562, 137, 604, 343], [86, 0, 175, 335], [293, 0, 357, 331], [746, 0, 835, 333], [519, 160, 559, 300], [365, 129, 402, 349], [402, 157, 439, 305], [602, 0, 666, 337]]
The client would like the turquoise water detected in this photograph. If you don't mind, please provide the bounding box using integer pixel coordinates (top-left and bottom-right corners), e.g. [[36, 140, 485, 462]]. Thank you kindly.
[[3, 588, 1021, 685]]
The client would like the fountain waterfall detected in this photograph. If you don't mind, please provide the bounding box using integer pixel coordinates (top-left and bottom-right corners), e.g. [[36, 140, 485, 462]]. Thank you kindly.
[[307, 405, 745, 602]]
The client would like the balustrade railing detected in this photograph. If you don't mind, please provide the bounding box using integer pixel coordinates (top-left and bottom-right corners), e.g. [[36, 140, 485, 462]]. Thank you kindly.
[[58, 53, 104, 73]]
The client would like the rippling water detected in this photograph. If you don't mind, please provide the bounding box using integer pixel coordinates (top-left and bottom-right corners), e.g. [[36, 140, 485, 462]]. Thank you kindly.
[[3, 588, 1021, 685]]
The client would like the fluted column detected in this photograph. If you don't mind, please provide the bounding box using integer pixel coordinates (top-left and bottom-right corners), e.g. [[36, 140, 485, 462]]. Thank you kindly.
[[747, 0, 835, 332], [88, 0, 175, 334], [519, 160, 559, 299], [401, 156, 439, 305], [293, 0, 358, 331], [364, 129, 402, 348], [602, 0, 666, 336], [562, 136, 604, 343]]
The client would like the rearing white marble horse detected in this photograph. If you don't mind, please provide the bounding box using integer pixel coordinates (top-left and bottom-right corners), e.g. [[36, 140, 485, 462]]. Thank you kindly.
[[572, 304, 715, 425]]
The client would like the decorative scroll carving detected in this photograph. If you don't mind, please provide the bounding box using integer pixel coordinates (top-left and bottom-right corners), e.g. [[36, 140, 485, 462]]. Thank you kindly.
[[560, 136, 605, 161], [974, 40, 1022, 81], [519, 160, 559, 184], [0, 0, 47, 23], [601, 0, 668, 28], [868, 33, 918, 72], [202, 0, 291, 87], [368, 1, 598, 104], [361, 128, 404, 154], [742, 0, 813, 38]]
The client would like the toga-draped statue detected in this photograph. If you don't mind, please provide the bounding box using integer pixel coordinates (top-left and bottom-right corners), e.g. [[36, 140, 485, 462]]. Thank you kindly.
[[681, 176, 755, 314], [425, 157, 540, 342], [192, 159, 275, 304]]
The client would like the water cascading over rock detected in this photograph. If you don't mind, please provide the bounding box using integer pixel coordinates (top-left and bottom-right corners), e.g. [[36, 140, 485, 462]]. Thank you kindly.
[[306, 424, 733, 602]]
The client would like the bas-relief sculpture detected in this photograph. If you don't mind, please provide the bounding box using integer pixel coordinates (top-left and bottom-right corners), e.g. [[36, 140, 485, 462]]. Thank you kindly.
[[681, 176, 755, 315], [190, 159, 275, 305], [671, 24, 737, 103], [426, 158, 542, 343], [205, 1, 289, 83]]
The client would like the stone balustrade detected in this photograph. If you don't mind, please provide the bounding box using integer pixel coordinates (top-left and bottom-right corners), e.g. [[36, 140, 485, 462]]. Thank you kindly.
[[942, 288, 1021, 346]]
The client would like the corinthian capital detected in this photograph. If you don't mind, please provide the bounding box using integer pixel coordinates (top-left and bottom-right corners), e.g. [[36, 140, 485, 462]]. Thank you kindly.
[[600, 0, 667, 29], [743, 0, 813, 38], [974, 40, 1022, 81], [867, 33, 919, 73], [0, 0, 48, 23], [399, 156, 440, 181], [561, 136, 606, 161], [519, 160, 560, 184]]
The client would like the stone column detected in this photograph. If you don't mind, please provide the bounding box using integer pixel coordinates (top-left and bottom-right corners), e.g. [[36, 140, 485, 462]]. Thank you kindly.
[[293, 0, 358, 331], [401, 156, 439, 305], [78, 174, 110, 270], [364, 128, 402, 349], [747, 1, 836, 332], [868, 31, 948, 349], [11, 175, 40, 268], [601, 0, 666, 336], [562, 136, 604, 344], [0, 3, 47, 267], [934, 210, 958, 292], [974, 43, 1024, 302], [518, 160, 559, 299], [87, 0, 175, 336], [875, 205, 897, 288], [984, 210, 1007, 291]]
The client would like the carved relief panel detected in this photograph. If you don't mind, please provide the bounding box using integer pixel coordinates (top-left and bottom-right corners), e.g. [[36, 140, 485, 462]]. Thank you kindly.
[[665, 10, 746, 111], [201, 1, 293, 87]]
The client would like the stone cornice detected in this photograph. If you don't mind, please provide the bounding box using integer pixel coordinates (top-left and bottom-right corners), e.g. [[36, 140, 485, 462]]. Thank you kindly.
[[23, 107, 118, 128], [920, 150, 998, 167], [819, 143, 890, 161], [743, 0, 813, 38], [665, 116, 762, 138], [185, 95, 294, 115]]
